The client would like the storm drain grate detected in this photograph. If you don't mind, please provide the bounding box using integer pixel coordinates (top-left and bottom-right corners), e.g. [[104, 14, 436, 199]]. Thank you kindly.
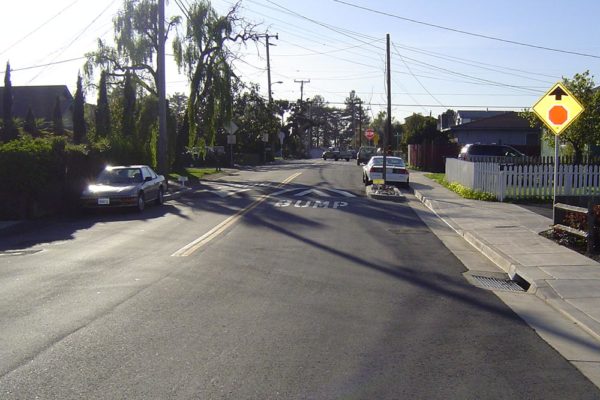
[[470, 275, 526, 292]]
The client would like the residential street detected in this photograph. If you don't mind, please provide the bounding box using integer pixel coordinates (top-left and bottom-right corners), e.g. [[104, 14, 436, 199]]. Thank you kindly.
[[1, 159, 599, 399]]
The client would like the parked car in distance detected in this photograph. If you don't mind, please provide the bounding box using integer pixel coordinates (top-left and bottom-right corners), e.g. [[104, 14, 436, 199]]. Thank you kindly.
[[362, 156, 409, 187], [357, 146, 377, 165], [458, 144, 525, 161], [322, 147, 352, 161], [81, 165, 166, 212]]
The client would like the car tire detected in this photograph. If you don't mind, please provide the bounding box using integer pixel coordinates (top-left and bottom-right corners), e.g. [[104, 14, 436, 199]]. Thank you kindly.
[[155, 187, 164, 205], [136, 192, 145, 212], [345, 158, 349, 161]]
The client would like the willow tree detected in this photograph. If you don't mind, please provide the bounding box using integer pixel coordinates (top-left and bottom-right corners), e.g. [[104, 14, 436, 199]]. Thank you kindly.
[[173, 0, 258, 151], [84, 0, 180, 95]]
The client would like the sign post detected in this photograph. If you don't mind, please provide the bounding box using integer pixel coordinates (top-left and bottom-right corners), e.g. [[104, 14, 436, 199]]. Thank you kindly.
[[278, 130, 286, 158], [532, 82, 584, 221], [225, 121, 239, 167]]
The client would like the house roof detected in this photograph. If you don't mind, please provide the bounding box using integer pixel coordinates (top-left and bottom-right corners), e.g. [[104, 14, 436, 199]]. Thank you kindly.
[[456, 110, 506, 121], [0, 85, 73, 122], [449, 111, 539, 132]]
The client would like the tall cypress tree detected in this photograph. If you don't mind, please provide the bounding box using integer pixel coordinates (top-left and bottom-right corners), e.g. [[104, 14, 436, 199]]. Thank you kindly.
[[52, 96, 64, 135], [122, 71, 136, 137], [73, 73, 87, 144], [2, 61, 18, 142], [24, 106, 38, 136], [95, 71, 110, 138]]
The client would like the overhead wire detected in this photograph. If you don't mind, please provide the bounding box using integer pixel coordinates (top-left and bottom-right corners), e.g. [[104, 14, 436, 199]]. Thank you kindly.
[[258, 0, 552, 95], [0, 0, 84, 57], [333, 0, 600, 59], [392, 42, 445, 109], [28, 0, 120, 83]]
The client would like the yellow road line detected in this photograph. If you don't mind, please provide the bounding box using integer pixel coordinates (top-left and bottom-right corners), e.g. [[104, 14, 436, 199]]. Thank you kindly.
[[171, 172, 302, 257]]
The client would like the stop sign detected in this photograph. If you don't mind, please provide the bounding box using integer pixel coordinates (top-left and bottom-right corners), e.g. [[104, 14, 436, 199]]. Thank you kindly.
[[365, 129, 375, 140]]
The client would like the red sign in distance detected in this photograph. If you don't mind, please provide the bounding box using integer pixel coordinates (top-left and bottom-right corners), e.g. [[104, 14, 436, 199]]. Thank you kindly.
[[549, 105, 568, 125], [365, 129, 375, 140]]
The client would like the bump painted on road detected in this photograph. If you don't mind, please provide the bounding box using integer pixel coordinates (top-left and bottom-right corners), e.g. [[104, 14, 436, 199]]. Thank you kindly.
[[171, 172, 302, 257], [273, 200, 349, 209]]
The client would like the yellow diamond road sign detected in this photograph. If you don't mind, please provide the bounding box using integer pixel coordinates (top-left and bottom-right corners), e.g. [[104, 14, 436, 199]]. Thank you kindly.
[[532, 82, 584, 135]]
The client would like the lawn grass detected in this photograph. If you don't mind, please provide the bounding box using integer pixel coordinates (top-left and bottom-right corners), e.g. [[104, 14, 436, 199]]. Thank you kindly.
[[168, 167, 222, 183]]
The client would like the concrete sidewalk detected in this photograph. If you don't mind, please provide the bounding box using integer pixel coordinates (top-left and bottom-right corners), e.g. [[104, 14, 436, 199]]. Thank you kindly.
[[410, 171, 600, 343]]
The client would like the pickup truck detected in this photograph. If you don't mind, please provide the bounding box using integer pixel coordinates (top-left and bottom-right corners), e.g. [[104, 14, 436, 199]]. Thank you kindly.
[[322, 147, 352, 161]]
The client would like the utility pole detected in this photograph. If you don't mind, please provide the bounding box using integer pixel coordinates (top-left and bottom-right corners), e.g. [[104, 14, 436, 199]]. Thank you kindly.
[[258, 33, 278, 163], [294, 79, 310, 155], [157, 0, 167, 174], [384, 33, 392, 183], [358, 99, 363, 148], [294, 79, 310, 103], [351, 100, 355, 149], [256, 33, 278, 103]]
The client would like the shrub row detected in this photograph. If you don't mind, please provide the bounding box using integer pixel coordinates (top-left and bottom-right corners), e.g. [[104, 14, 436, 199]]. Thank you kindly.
[[0, 137, 105, 219]]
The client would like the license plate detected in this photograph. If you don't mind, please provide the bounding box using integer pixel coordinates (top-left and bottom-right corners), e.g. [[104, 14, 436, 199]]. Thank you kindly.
[[98, 198, 110, 205], [373, 179, 385, 184]]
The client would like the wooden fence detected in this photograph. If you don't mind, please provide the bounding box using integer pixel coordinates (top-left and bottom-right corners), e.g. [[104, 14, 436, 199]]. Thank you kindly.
[[408, 143, 460, 172], [446, 158, 600, 201]]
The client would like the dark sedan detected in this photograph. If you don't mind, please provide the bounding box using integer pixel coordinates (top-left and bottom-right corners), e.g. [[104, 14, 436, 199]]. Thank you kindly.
[[81, 165, 166, 212]]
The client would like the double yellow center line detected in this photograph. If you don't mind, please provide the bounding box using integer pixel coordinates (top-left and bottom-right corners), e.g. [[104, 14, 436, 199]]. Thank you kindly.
[[171, 172, 302, 257]]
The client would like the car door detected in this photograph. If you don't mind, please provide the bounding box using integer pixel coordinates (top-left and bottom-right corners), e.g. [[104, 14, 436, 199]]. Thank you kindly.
[[141, 167, 157, 200]]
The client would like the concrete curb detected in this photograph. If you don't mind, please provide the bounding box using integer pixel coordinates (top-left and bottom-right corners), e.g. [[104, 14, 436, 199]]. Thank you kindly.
[[413, 186, 600, 344]]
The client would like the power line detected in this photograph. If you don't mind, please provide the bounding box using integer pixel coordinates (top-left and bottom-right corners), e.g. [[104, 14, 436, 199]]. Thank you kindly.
[[1, 57, 86, 74], [29, 0, 119, 83], [392, 42, 445, 108], [258, 0, 553, 95], [173, 0, 191, 20], [333, 0, 600, 59], [0, 0, 84, 57]]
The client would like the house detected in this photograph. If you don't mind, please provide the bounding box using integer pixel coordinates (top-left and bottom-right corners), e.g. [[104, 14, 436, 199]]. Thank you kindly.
[[445, 111, 541, 154], [0, 85, 73, 130], [437, 109, 506, 131]]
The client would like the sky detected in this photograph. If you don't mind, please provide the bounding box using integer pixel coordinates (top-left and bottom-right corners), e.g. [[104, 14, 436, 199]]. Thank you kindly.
[[2, 0, 600, 124]]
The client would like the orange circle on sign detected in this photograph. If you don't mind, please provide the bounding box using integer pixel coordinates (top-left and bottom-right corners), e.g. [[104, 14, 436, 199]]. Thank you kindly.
[[549, 105, 568, 125]]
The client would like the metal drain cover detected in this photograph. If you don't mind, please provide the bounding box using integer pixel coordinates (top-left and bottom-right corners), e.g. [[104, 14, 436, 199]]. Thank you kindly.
[[468, 274, 526, 292]]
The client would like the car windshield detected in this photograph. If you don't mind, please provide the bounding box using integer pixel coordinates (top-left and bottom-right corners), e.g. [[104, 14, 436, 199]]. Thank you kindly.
[[371, 157, 405, 166], [96, 168, 143, 184]]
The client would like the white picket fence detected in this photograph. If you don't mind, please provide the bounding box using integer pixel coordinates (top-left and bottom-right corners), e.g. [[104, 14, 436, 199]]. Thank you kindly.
[[446, 158, 600, 201]]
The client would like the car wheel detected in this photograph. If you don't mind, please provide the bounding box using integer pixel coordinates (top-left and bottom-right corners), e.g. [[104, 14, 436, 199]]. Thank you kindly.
[[136, 192, 145, 212], [345, 158, 349, 161], [155, 187, 164, 205]]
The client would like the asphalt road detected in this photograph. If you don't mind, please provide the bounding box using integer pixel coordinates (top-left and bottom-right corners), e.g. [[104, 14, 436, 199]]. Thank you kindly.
[[0, 159, 598, 399]]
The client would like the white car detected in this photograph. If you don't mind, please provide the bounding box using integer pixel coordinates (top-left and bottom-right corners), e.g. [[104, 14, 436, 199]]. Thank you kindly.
[[362, 156, 409, 187]]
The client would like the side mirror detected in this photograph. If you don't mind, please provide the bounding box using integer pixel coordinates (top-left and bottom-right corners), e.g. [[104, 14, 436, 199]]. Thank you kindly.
[[144, 176, 152, 182]]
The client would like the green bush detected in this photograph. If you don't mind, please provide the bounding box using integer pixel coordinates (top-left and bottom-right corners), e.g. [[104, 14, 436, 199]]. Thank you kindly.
[[0, 137, 66, 218]]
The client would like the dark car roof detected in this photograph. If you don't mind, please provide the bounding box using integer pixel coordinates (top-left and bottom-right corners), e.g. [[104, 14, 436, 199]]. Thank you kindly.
[[460, 144, 524, 157]]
